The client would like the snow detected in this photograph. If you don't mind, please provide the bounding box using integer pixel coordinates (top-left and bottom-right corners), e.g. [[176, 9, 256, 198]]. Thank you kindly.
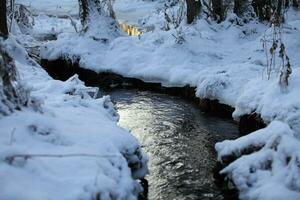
[[32, 14, 80, 37], [233, 68, 300, 132], [216, 121, 300, 200], [0, 36, 148, 199], [8, 0, 300, 199], [114, 0, 162, 25], [41, 10, 300, 116], [40, 2, 300, 126], [15, 0, 79, 16]]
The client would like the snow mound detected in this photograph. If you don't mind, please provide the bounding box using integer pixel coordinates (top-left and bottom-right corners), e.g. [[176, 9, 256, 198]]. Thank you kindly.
[[216, 121, 300, 200], [233, 68, 300, 133], [0, 38, 148, 199]]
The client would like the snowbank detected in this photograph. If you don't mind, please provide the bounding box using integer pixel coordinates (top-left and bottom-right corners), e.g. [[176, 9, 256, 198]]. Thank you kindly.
[[0, 37, 148, 199], [41, 11, 300, 125], [216, 121, 300, 200]]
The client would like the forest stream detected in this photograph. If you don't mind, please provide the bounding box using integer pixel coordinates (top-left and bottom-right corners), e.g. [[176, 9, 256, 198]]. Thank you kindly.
[[35, 21, 240, 200]]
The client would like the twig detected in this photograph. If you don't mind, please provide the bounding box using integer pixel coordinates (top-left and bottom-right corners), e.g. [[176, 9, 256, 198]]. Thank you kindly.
[[68, 15, 78, 33], [9, 128, 16, 146], [5, 153, 121, 164], [9, 0, 15, 33]]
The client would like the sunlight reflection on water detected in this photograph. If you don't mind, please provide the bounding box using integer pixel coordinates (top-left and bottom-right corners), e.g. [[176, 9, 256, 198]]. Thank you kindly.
[[108, 89, 239, 200]]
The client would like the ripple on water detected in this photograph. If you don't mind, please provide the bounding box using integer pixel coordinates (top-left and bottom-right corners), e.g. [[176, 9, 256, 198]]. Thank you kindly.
[[108, 89, 239, 200]]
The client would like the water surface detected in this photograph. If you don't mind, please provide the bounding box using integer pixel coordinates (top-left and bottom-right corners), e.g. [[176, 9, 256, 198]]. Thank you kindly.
[[108, 89, 239, 200]]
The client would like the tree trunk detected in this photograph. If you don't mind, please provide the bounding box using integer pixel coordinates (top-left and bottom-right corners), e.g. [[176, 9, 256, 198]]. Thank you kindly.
[[0, 0, 29, 115], [212, 0, 224, 22], [252, 0, 273, 21], [274, 0, 284, 24], [276, 0, 283, 16], [234, 0, 248, 17], [186, 0, 202, 24], [78, 0, 89, 26], [293, 0, 299, 7], [78, 0, 114, 26], [0, 0, 9, 38]]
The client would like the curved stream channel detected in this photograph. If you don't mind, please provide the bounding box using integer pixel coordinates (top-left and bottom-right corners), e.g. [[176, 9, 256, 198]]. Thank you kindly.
[[33, 19, 239, 200], [105, 89, 239, 200]]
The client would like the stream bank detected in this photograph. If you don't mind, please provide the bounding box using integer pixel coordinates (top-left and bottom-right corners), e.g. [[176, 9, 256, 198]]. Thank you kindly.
[[39, 57, 268, 200], [41, 58, 267, 135], [40, 57, 243, 199]]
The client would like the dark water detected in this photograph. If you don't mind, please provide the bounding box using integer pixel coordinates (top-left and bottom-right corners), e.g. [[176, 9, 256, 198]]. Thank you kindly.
[[108, 89, 239, 200]]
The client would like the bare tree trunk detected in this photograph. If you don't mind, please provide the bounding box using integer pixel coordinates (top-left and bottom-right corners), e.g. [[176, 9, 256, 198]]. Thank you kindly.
[[78, 0, 89, 26], [234, 0, 248, 17], [0, 0, 29, 115], [212, 0, 224, 22], [293, 0, 299, 7], [78, 0, 115, 26], [252, 0, 274, 21], [276, 0, 283, 16], [0, 0, 9, 38], [186, 0, 202, 24]]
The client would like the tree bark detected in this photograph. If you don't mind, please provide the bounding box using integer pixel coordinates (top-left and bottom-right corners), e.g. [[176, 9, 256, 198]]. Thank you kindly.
[[212, 0, 224, 22], [0, 0, 9, 38], [252, 0, 272, 21], [276, 0, 283, 17], [78, 0, 89, 26], [186, 0, 202, 24], [0, 0, 29, 115], [234, 0, 248, 17], [293, 0, 299, 7]]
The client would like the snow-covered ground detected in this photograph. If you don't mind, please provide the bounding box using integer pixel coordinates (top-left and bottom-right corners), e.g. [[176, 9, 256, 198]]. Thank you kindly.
[[0, 32, 147, 200], [114, 0, 162, 25], [15, 0, 79, 16], [39, 1, 300, 199], [11, 0, 300, 199], [41, 9, 300, 130]]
